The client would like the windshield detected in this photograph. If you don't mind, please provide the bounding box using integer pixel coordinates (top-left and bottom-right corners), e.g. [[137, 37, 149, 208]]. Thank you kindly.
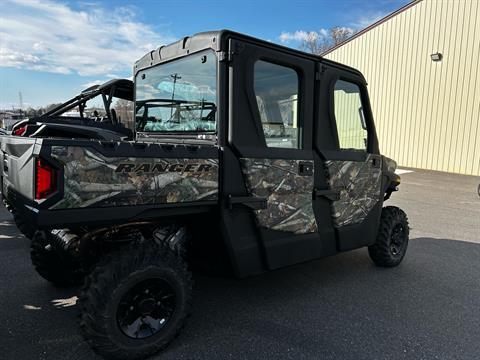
[[135, 50, 217, 133]]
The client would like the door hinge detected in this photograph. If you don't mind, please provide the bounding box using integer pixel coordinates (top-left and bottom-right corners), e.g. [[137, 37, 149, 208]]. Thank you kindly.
[[218, 50, 234, 62], [316, 65, 327, 80]]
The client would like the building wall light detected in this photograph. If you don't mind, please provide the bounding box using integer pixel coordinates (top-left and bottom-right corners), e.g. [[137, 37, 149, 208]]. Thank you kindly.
[[430, 52, 443, 62]]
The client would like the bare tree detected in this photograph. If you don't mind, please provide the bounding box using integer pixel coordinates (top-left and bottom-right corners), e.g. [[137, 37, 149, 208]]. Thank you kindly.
[[25, 103, 62, 116], [300, 26, 356, 55], [113, 99, 134, 129], [330, 26, 355, 46], [24, 107, 39, 117], [300, 32, 324, 55]]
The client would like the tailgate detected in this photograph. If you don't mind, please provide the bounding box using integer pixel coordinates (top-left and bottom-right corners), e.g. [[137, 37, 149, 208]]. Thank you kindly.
[[0, 135, 39, 201]]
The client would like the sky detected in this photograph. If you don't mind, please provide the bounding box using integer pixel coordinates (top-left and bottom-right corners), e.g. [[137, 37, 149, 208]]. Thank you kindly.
[[0, 0, 410, 109]]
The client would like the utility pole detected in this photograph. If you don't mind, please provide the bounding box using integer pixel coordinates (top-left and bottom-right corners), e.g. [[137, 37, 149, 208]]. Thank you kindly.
[[170, 73, 181, 100], [170, 73, 181, 119], [18, 92, 23, 117]]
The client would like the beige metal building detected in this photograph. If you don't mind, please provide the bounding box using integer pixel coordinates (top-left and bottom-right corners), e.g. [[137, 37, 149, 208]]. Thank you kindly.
[[324, 0, 480, 176]]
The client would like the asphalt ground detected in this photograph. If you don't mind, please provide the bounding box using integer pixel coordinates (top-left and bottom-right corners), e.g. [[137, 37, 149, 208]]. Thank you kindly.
[[0, 169, 479, 360]]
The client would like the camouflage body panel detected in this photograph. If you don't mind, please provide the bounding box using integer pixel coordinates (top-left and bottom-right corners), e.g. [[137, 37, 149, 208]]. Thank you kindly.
[[324, 154, 382, 228], [383, 156, 397, 173], [239, 158, 317, 234], [50, 146, 218, 209]]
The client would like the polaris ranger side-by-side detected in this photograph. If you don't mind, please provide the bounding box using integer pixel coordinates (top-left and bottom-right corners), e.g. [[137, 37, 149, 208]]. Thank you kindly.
[[0, 30, 408, 359]]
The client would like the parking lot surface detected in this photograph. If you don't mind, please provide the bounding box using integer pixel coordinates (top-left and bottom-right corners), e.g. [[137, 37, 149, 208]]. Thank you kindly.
[[0, 169, 479, 359]]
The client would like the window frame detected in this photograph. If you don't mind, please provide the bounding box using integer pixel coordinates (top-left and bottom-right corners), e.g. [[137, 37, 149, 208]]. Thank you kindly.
[[253, 59, 302, 150], [134, 49, 219, 135], [227, 38, 315, 157], [329, 76, 372, 153]]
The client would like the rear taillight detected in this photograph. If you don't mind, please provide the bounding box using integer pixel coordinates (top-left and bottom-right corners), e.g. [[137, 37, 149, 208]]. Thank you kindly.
[[13, 126, 27, 136], [35, 158, 57, 200]]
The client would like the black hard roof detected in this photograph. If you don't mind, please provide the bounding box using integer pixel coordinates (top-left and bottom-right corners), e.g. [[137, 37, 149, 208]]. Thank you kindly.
[[134, 29, 363, 79]]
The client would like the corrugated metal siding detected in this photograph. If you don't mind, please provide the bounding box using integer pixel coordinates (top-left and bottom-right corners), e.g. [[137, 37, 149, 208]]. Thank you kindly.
[[333, 81, 368, 150], [325, 0, 480, 176]]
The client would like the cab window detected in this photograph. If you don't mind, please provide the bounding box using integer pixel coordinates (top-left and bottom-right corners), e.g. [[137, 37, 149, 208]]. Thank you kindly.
[[333, 80, 368, 151], [254, 60, 300, 149], [135, 51, 217, 133]]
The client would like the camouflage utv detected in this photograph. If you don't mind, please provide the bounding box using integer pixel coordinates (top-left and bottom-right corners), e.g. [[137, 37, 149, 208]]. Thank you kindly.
[[0, 30, 408, 359]]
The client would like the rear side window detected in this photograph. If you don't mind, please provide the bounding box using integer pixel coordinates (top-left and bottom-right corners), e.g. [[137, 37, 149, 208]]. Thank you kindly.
[[254, 60, 300, 149], [333, 80, 368, 151]]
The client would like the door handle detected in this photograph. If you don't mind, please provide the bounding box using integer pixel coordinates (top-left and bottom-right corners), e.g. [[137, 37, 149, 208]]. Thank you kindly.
[[298, 161, 313, 176], [314, 188, 340, 201], [371, 157, 381, 168], [228, 195, 268, 210]]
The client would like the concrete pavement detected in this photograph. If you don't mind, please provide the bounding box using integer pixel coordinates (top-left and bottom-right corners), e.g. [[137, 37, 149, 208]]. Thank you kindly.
[[0, 168, 479, 359]]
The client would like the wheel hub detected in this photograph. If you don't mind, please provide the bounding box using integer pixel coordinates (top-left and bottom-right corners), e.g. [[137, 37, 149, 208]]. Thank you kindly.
[[138, 298, 156, 315], [390, 224, 406, 257], [117, 278, 176, 339]]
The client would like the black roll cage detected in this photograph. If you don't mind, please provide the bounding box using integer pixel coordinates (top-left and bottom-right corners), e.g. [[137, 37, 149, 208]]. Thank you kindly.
[[40, 79, 133, 121]]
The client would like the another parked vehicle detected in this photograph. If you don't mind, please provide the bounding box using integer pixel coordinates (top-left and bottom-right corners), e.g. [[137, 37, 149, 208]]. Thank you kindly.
[[3, 79, 134, 238]]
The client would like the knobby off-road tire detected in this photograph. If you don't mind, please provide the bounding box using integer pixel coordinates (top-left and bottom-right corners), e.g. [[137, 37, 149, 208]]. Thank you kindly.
[[30, 230, 85, 287], [3, 199, 13, 213], [13, 212, 36, 240], [79, 241, 192, 360], [368, 206, 409, 267]]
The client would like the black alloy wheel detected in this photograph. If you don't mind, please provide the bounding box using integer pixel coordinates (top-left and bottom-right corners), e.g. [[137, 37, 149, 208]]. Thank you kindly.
[[117, 278, 176, 339], [389, 223, 408, 257]]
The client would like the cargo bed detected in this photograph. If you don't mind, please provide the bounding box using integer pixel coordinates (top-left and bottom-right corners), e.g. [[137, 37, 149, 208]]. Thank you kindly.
[[0, 136, 219, 229]]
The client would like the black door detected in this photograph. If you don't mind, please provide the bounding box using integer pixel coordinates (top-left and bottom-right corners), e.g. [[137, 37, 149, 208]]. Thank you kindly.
[[222, 38, 332, 271], [314, 61, 383, 251]]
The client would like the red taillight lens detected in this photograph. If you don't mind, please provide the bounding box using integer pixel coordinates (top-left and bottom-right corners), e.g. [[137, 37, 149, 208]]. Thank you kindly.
[[13, 126, 27, 136], [35, 159, 57, 200]]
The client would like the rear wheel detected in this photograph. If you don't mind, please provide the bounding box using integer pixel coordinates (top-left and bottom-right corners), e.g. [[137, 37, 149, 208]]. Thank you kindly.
[[31, 230, 85, 286], [79, 241, 192, 360], [368, 206, 409, 267], [3, 199, 13, 213]]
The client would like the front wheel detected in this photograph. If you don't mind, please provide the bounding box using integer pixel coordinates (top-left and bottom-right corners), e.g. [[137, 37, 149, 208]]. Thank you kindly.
[[368, 206, 409, 267], [79, 241, 192, 360]]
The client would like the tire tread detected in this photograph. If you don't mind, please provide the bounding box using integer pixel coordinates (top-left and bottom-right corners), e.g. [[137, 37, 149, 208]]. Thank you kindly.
[[79, 240, 192, 360], [368, 206, 409, 267]]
